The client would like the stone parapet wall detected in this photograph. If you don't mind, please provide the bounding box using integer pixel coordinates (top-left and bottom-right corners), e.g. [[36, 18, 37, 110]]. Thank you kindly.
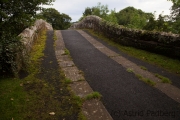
[[19, 19, 53, 52], [73, 15, 180, 59], [17, 19, 53, 71]]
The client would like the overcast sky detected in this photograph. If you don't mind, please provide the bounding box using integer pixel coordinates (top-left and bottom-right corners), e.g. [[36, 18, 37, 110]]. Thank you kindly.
[[45, 0, 173, 22]]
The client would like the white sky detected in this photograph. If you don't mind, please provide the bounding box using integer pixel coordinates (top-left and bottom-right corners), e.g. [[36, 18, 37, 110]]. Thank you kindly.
[[44, 0, 173, 22]]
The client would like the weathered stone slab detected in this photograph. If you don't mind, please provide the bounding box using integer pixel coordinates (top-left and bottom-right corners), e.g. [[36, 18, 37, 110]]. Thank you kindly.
[[55, 50, 65, 55], [62, 67, 85, 82], [70, 81, 93, 98], [55, 30, 113, 119], [56, 55, 72, 62], [82, 99, 113, 120], [58, 61, 75, 68]]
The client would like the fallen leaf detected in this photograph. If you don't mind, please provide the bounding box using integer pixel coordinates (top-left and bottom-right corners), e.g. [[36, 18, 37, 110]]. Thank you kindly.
[[49, 112, 55, 115]]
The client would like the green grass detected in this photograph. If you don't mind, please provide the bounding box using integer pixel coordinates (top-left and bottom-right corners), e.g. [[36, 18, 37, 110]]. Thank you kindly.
[[78, 112, 87, 120], [63, 48, 70, 55], [0, 29, 84, 120], [155, 73, 172, 84], [53, 30, 57, 48], [135, 74, 156, 86], [86, 29, 180, 75], [140, 66, 147, 71], [126, 68, 134, 73], [0, 30, 47, 120], [53, 30, 57, 41], [0, 77, 27, 120], [64, 78, 73, 84], [84, 92, 102, 100]]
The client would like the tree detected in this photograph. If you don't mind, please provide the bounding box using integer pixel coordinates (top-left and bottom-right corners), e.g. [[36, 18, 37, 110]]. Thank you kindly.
[[0, 0, 54, 75], [144, 12, 172, 32], [143, 15, 157, 31], [106, 9, 118, 24], [60, 13, 72, 29], [168, 0, 180, 33], [92, 2, 109, 19], [83, 7, 93, 16], [81, 2, 109, 20], [116, 7, 153, 29], [1, 0, 54, 35], [38, 8, 72, 30]]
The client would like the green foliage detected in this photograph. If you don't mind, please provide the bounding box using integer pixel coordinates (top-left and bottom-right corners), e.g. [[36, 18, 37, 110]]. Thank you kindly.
[[0, 0, 54, 36], [116, 7, 153, 29], [0, 35, 23, 75], [92, 2, 109, 19], [81, 2, 180, 33], [64, 78, 73, 84], [82, 2, 109, 19], [38, 8, 72, 30], [106, 9, 118, 24], [63, 48, 70, 55], [169, 0, 180, 33], [144, 13, 172, 32], [83, 7, 93, 16], [0, 0, 54, 75], [78, 112, 87, 120], [84, 92, 102, 100]]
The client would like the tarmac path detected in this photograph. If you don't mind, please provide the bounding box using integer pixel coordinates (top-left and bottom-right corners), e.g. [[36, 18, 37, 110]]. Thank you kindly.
[[61, 30, 180, 120]]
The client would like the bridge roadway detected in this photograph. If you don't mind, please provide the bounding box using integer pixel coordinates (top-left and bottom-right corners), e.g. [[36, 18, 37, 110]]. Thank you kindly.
[[61, 30, 180, 120]]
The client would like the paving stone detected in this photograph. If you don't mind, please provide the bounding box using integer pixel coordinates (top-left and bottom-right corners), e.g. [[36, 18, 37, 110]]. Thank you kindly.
[[55, 30, 113, 120], [62, 67, 85, 82], [56, 55, 72, 62], [82, 99, 113, 120], [58, 61, 75, 68], [70, 81, 93, 98], [55, 50, 65, 55]]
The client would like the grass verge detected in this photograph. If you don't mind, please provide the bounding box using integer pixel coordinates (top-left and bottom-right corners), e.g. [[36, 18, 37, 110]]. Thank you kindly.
[[85, 29, 180, 75], [0, 29, 84, 120]]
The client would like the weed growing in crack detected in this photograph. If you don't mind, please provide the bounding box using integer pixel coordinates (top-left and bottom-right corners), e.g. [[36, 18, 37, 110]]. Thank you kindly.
[[63, 48, 70, 55], [140, 66, 147, 71], [135, 74, 156, 86], [84, 92, 102, 100], [126, 68, 134, 73], [155, 74, 172, 84], [64, 78, 73, 84]]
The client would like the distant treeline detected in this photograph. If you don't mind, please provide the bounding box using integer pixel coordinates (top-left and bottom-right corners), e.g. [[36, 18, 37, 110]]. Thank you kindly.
[[80, 2, 180, 34]]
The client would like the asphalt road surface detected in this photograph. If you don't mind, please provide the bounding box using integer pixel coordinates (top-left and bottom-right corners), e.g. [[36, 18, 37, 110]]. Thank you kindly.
[[61, 30, 180, 120]]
